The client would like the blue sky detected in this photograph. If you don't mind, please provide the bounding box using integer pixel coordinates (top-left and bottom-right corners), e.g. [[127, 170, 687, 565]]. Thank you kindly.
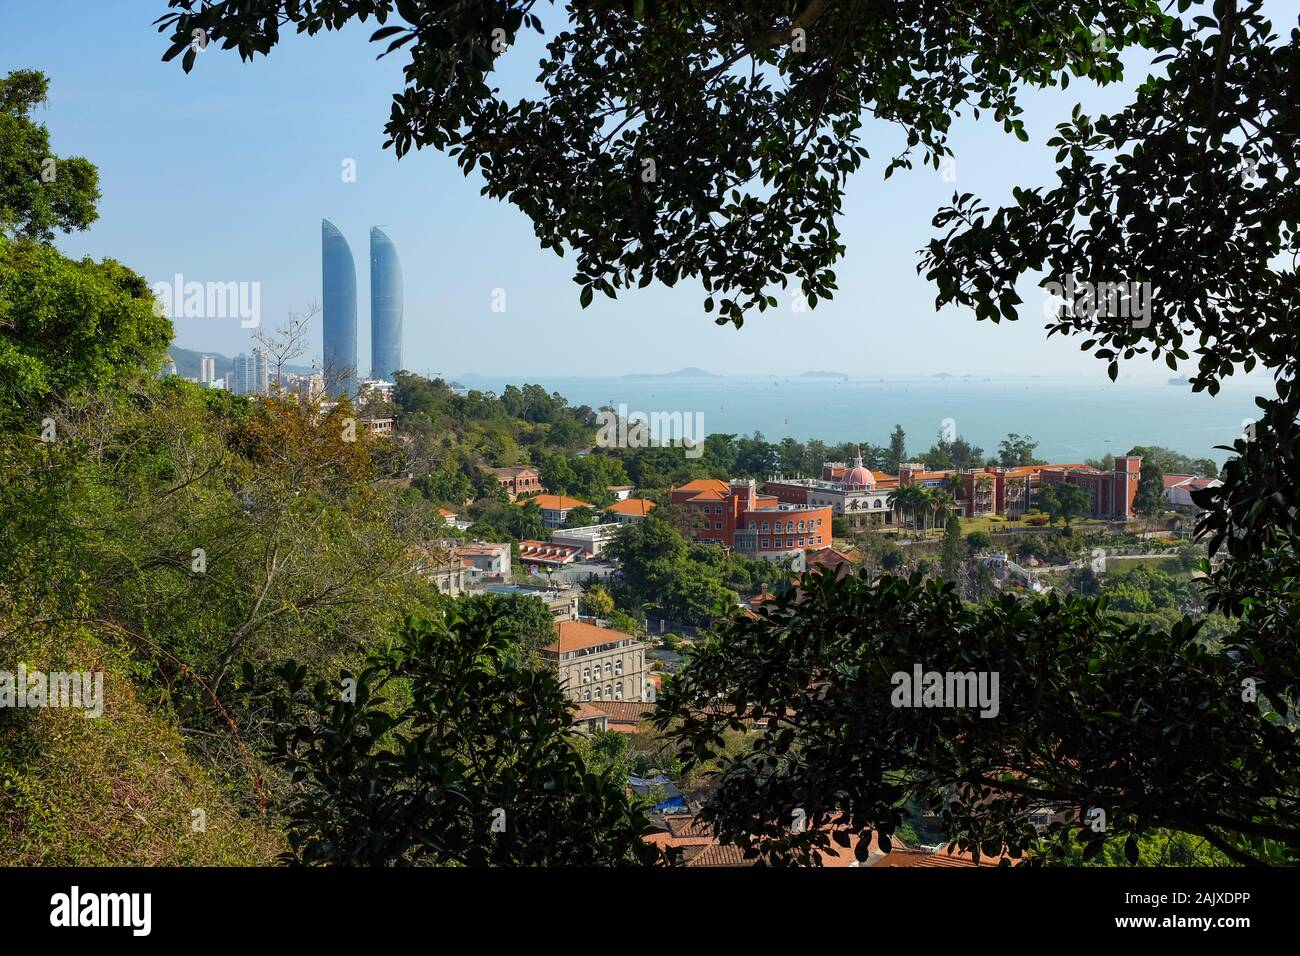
[[0, 1, 1283, 382]]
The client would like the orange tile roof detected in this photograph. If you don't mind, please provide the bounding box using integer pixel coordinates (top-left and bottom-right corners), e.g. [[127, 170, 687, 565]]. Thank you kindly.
[[544, 619, 635, 653], [588, 700, 654, 724], [518, 494, 592, 511], [675, 478, 730, 494], [572, 703, 609, 721], [606, 497, 656, 517]]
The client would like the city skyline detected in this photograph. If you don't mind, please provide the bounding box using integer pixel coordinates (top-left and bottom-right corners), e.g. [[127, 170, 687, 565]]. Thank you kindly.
[[1, 0, 1277, 385]]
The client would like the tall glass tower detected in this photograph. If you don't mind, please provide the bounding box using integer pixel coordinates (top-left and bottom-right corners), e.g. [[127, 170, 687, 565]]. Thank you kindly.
[[321, 219, 357, 398], [369, 227, 403, 381]]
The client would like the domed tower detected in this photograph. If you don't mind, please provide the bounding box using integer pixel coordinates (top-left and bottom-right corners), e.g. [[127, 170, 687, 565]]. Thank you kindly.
[[841, 447, 875, 490]]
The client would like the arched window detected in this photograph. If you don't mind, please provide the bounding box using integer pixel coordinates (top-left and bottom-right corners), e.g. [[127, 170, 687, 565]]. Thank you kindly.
[[615, 684, 624, 701], [614, 660, 623, 675], [604, 685, 613, 701], [582, 667, 591, 683], [761, 521, 769, 531], [582, 690, 591, 701], [594, 686, 603, 700]]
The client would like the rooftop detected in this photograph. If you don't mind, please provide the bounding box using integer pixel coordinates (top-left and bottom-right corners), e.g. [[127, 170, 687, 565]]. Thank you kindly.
[[544, 619, 638, 654]]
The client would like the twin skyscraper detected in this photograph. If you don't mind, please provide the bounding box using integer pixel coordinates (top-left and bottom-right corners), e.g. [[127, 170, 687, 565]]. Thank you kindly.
[[321, 219, 403, 397]]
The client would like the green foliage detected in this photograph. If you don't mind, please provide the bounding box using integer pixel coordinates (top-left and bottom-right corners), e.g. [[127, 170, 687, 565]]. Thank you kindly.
[[606, 516, 743, 626], [659, 568, 1297, 866], [1035, 482, 1090, 527], [261, 608, 660, 866], [1133, 458, 1166, 517], [939, 514, 963, 581], [998, 433, 1043, 467], [0, 70, 100, 242], [0, 236, 171, 414]]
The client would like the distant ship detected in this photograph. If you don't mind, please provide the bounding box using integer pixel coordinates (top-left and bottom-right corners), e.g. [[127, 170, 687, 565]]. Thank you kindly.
[[1168, 376, 1189, 385]]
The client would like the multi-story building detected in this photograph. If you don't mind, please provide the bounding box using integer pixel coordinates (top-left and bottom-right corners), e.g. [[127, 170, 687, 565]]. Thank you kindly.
[[200, 354, 216, 384], [893, 457, 1142, 521], [671, 478, 834, 568], [764, 448, 898, 525], [604, 497, 656, 524], [517, 493, 591, 528], [369, 227, 403, 381], [322, 218, 358, 398], [231, 349, 269, 396], [485, 465, 543, 500], [1036, 456, 1141, 520], [451, 542, 511, 582], [551, 523, 623, 556], [542, 620, 649, 704], [482, 582, 580, 620]]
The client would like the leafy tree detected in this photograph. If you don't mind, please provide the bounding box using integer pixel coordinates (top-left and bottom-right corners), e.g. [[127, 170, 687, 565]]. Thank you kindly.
[[453, 591, 557, 667], [886, 425, 907, 473], [0, 70, 100, 242], [582, 584, 616, 619], [940, 514, 963, 582], [1035, 482, 1090, 529], [998, 433, 1042, 467], [1133, 458, 1167, 518], [561, 505, 597, 529], [262, 608, 660, 865], [658, 569, 1299, 866], [509, 498, 545, 541], [966, 531, 993, 553]]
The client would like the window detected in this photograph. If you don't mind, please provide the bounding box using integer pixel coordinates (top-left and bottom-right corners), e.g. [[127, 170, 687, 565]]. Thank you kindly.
[[798, 538, 804, 547], [798, 520, 805, 530], [605, 662, 613, 676], [714, 506, 723, 514], [748, 521, 756, 530], [605, 685, 613, 700], [615, 684, 624, 700], [761, 539, 769, 548], [582, 690, 591, 701], [714, 522, 722, 530], [787, 537, 793, 547], [761, 521, 769, 531], [582, 667, 591, 683], [614, 660, 623, 675], [594, 686, 603, 700], [817, 518, 823, 526]]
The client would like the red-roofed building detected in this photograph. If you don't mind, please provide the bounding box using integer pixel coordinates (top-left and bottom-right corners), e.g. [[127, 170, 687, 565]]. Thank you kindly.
[[671, 478, 833, 568], [542, 620, 649, 704], [517, 539, 584, 566], [517, 494, 593, 529], [605, 497, 656, 523]]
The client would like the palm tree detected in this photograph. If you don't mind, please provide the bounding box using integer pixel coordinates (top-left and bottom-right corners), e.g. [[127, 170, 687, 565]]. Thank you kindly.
[[887, 487, 913, 535], [931, 488, 957, 529]]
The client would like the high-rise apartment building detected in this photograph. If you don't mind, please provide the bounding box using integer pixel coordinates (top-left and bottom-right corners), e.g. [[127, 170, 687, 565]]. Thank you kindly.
[[321, 219, 358, 398], [200, 354, 216, 384], [369, 227, 403, 381], [231, 349, 270, 396]]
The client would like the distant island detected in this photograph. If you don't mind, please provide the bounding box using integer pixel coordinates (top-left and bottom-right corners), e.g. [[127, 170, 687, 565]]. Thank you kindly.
[[800, 370, 849, 379], [622, 367, 720, 378]]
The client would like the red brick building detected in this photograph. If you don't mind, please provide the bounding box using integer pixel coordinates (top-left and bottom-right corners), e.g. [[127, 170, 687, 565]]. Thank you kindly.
[[670, 478, 834, 567]]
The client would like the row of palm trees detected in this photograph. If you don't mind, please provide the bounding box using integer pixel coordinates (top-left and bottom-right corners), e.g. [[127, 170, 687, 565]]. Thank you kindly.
[[887, 482, 961, 536]]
